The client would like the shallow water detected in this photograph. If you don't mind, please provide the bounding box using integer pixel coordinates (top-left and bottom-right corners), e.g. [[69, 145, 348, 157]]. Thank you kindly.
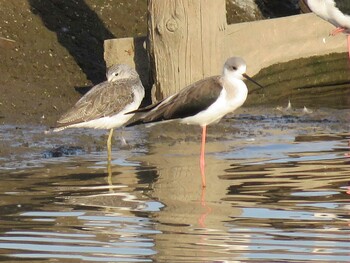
[[0, 107, 349, 262]]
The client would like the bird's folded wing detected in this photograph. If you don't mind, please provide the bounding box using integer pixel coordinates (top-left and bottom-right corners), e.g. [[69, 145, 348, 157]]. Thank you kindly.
[[56, 81, 134, 127], [138, 76, 223, 123]]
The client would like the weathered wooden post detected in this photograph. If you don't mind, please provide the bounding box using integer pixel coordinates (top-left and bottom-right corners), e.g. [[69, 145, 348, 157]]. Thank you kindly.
[[147, 0, 227, 101], [104, 2, 347, 104]]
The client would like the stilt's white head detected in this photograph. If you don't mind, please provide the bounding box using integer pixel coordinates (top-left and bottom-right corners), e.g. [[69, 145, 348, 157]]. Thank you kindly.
[[223, 57, 264, 89], [223, 57, 247, 80]]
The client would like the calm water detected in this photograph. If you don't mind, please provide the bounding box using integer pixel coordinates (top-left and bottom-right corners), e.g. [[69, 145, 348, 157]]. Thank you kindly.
[[0, 107, 349, 262]]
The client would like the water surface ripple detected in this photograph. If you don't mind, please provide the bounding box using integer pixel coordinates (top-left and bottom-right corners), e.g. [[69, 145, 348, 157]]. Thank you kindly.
[[0, 108, 349, 262]]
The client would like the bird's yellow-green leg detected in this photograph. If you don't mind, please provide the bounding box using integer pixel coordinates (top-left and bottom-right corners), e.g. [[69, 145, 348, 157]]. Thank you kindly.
[[107, 128, 114, 162], [107, 157, 113, 188], [347, 35, 350, 60]]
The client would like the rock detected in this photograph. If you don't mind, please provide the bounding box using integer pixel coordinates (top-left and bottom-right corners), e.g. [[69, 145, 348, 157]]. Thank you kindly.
[[42, 145, 85, 158]]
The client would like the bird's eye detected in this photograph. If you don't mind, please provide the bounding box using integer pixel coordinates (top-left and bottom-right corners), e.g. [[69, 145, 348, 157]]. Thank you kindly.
[[114, 72, 119, 76], [231, 66, 237, 70]]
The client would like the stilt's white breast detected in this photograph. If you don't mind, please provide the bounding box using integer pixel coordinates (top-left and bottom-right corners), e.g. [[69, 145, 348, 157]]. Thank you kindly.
[[181, 78, 248, 127]]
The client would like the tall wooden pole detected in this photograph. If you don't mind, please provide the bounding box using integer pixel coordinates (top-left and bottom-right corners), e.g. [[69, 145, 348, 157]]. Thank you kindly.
[[147, 0, 227, 101]]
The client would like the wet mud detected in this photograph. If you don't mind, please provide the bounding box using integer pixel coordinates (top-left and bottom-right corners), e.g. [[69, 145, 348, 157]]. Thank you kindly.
[[0, 106, 349, 262]]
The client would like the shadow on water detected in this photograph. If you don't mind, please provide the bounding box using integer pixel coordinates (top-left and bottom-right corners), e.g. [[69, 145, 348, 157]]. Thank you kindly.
[[28, 0, 115, 84], [0, 107, 349, 262]]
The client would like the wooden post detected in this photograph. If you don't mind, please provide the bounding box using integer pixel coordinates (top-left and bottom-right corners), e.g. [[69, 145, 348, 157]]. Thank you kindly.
[[148, 0, 227, 101], [104, 9, 347, 103]]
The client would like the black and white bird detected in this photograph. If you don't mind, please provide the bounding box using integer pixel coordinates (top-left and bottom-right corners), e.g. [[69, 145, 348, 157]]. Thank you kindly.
[[127, 57, 263, 187], [54, 64, 145, 161], [301, 0, 350, 58]]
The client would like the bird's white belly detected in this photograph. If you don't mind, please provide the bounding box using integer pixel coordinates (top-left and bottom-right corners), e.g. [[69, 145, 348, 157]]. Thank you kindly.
[[181, 86, 247, 126], [72, 111, 135, 129], [68, 92, 143, 130]]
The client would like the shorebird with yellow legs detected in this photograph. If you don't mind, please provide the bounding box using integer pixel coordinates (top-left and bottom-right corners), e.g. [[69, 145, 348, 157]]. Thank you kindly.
[[54, 64, 145, 162]]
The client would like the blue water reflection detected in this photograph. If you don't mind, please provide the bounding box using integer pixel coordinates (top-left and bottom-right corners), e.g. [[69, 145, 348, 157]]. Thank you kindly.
[[0, 109, 349, 262]]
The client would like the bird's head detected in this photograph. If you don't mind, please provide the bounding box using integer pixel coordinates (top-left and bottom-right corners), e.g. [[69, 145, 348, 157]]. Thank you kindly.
[[106, 64, 139, 82], [223, 57, 264, 89], [223, 57, 247, 80]]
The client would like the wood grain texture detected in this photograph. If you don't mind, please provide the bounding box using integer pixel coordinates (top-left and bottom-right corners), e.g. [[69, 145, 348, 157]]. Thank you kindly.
[[103, 36, 150, 93], [104, 9, 348, 104], [148, 0, 226, 101], [225, 13, 347, 76]]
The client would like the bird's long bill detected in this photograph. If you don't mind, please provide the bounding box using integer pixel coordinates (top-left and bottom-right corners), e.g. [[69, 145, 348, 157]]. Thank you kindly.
[[243, 73, 264, 89]]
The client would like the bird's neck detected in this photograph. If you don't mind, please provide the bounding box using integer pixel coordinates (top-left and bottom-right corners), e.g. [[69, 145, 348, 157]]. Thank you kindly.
[[221, 75, 247, 101]]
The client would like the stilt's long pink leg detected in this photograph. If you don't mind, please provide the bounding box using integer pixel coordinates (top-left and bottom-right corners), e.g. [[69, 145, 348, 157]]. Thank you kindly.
[[347, 35, 350, 60], [200, 125, 207, 188], [198, 187, 212, 227], [330, 28, 350, 62], [330, 27, 345, 36]]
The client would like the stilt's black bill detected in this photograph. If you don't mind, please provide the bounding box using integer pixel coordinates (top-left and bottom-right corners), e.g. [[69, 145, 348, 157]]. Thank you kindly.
[[243, 73, 264, 89]]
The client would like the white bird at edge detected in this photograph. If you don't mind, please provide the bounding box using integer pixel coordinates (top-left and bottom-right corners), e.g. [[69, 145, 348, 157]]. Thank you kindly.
[[301, 0, 350, 59]]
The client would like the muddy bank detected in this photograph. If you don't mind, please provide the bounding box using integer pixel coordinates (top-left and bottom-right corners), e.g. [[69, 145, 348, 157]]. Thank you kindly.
[[0, 0, 148, 126], [245, 53, 350, 109], [0, 106, 348, 169], [0, 0, 301, 126]]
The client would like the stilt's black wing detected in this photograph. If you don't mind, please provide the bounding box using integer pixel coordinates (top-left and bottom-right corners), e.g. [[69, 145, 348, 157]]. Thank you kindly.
[[128, 76, 223, 125]]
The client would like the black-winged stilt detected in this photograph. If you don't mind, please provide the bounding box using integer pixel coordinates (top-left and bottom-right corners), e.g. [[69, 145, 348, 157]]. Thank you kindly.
[[127, 57, 264, 187]]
